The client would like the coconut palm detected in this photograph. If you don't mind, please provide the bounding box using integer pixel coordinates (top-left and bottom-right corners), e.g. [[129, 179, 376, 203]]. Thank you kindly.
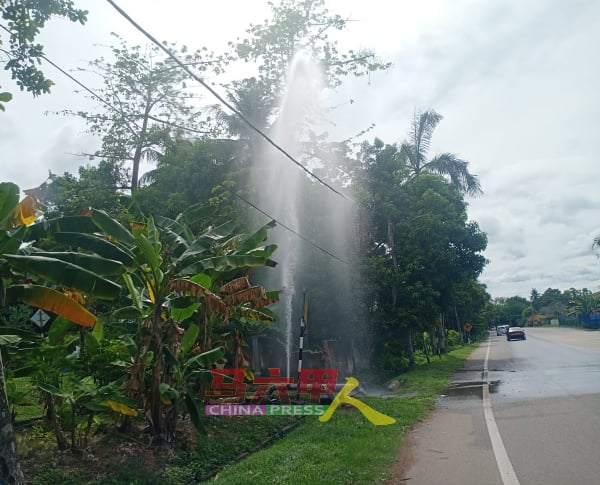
[[212, 77, 275, 143], [400, 110, 482, 196]]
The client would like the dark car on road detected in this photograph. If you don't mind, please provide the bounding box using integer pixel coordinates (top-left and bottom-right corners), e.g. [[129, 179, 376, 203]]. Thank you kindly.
[[507, 326, 526, 341]]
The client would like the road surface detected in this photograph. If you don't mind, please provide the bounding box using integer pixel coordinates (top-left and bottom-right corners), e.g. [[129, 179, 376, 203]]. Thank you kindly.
[[392, 327, 600, 485]]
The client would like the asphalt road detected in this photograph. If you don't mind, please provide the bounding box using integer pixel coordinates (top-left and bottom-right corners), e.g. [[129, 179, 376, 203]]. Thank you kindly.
[[392, 327, 600, 485]]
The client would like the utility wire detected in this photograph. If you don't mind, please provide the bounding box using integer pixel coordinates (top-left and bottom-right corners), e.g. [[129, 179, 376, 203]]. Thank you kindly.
[[230, 190, 349, 265], [0, 23, 351, 265], [105, 0, 349, 201], [39, 51, 210, 137]]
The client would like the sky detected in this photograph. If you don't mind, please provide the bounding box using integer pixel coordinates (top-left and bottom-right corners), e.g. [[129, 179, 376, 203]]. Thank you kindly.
[[1, 0, 599, 299]]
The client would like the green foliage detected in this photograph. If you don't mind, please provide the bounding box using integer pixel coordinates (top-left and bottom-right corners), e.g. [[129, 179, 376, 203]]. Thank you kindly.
[[400, 109, 482, 195], [359, 155, 487, 369], [43, 161, 127, 218], [231, 0, 389, 96], [62, 34, 223, 191], [0, 0, 88, 95], [133, 139, 245, 224], [568, 288, 600, 314], [0, 304, 32, 330], [446, 329, 461, 347], [0, 87, 12, 110]]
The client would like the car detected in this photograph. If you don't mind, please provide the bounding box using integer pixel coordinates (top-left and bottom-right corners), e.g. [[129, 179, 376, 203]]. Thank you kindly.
[[496, 325, 509, 336], [507, 326, 526, 341]]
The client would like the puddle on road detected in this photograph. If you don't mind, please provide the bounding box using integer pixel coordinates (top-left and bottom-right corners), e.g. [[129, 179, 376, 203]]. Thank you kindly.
[[440, 380, 500, 400]]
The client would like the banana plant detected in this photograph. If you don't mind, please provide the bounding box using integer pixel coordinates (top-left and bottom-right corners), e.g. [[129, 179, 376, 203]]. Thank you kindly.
[[1, 181, 123, 484], [28, 204, 280, 441]]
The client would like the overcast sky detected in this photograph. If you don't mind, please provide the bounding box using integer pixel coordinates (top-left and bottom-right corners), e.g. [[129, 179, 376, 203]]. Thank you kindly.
[[1, 0, 599, 299]]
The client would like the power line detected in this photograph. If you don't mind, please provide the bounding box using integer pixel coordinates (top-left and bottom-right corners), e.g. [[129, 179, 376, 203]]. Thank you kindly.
[[229, 190, 349, 265], [104, 0, 349, 201], [38, 51, 211, 138], [0, 22, 351, 266], [44, 55, 352, 265]]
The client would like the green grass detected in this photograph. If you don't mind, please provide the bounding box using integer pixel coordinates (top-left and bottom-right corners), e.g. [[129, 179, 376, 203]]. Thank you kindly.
[[13, 344, 476, 484], [8, 377, 44, 422], [207, 345, 476, 484]]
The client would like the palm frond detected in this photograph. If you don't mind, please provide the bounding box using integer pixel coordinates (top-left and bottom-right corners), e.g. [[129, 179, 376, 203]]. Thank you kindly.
[[409, 110, 442, 168], [426, 153, 482, 196], [138, 168, 158, 186]]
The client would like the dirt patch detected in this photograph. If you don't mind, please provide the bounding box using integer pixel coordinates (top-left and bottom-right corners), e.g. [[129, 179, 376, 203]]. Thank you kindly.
[[18, 421, 197, 483]]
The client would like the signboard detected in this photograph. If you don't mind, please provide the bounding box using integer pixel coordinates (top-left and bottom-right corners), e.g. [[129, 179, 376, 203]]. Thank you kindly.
[[464, 322, 473, 332], [31, 309, 51, 329]]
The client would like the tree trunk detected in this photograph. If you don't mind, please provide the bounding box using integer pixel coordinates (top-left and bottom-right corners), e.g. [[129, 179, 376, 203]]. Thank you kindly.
[[422, 334, 430, 363], [44, 392, 68, 450], [0, 355, 25, 485], [437, 314, 446, 354], [402, 329, 415, 368], [130, 88, 153, 194], [453, 305, 465, 344]]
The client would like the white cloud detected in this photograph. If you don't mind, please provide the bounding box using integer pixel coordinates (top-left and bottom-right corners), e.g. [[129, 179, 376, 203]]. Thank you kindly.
[[1, 0, 599, 299]]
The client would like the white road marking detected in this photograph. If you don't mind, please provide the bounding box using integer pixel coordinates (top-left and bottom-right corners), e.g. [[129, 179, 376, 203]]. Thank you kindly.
[[483, 335, 520, 485]]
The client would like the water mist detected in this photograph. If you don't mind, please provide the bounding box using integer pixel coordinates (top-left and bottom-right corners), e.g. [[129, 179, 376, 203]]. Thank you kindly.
[[251, 52, 368, 378]]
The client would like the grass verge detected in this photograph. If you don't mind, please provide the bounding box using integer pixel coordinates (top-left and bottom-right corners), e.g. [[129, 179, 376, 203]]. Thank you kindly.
[[14, 344, 476, 484], [207, 344, 476, 484]]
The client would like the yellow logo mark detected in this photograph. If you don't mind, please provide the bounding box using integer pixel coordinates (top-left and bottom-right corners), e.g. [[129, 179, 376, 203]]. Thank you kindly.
[[318, 377, 396, 426]]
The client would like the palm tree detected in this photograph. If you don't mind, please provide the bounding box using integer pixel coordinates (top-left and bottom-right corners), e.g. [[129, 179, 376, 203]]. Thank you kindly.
[[400, 110, 482, 196], [212, 77, 275, 143]]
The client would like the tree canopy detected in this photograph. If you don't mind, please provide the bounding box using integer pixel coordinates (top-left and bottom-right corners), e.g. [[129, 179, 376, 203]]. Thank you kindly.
[[0, 0, 87, 95]]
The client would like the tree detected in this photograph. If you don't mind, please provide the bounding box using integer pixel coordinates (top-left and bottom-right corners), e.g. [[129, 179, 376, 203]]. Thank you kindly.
[[567, 288, 600, 314], [536, 288, 567, 319], [492, 296, 530, 326], [356, 138, 487, 371], [212, 77, 275, 144], [43, 160, 128, 218], [65, 35, 222, 192], [530, 288, 540, 310], [400, 110, 482, 196], [231, 0, 390, 100], [0, 0, 87, 95], [133, 138, 246, 226]]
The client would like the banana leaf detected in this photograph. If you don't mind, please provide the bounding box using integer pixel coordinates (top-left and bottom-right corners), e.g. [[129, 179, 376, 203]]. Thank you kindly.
[[5, 254, 121, 299], [132, 230, 162, 275], [184, 392, 205, 434], [154, 215, 194, 242], [0, 182, 19, 229], [54, 232, 134, 266], [230, 220, 277, 254], [181, 324, 200, 355], [91, 209, 134, 244], [186, 346, 225, 369], [24, 216, 99, 241], [6, 284, 97, 327], [0, 224, 26, 255], [25, 251, 124, 276], [178, 254, 277, 275]]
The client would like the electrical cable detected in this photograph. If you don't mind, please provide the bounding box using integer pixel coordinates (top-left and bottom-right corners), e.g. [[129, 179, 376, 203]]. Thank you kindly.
[[229, 190, 349, 265], [104, 0, 349, 201], [0, 22, 352, 265]]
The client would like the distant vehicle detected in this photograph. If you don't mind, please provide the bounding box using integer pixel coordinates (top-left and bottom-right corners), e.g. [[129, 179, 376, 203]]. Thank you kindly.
[[507, 326, 526, 341], [496, 325, 509, 336]]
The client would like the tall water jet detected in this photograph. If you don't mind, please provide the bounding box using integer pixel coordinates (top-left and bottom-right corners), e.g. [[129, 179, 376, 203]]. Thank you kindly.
[[251, 52, 368, 378]]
